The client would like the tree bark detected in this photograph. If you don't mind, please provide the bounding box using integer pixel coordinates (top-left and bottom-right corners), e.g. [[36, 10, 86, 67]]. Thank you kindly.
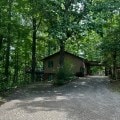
[[0, 35, 3, 50], [4, 0, 12, 84], [112, 52, 117, 79], [48, 41, 51, 56], [13, 49, 19, 85], [59, 40, 65, 67], [13, 31, 20, 85], [0, 6, 3, 51], [31, 17, 37, 82], [105, 67, 108, 76]]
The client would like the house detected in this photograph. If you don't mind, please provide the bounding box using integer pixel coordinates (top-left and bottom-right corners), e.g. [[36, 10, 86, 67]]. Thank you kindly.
[[42, 51, 88, 80]]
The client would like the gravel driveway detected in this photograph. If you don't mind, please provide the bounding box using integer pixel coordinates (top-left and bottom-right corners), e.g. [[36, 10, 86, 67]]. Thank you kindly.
[[0, 76, 120, 120]]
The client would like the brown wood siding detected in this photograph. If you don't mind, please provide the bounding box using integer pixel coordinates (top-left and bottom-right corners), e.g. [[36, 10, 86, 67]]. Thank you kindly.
[[43, 53, 86, 74], [43, 54, 60, 73], [64, 53, 85, 73]]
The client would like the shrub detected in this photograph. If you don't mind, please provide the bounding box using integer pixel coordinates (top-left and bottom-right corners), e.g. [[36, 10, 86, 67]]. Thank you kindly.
[[53, 61, 74, 86]]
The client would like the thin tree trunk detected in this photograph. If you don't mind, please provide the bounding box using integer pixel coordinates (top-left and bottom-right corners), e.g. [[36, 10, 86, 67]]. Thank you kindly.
[[4, 0, 12, 85], [31, 17, 37, 82], [24, 42, 29, 82], [59, 40, 65, 67], [48, 41, 51, 56], [0, 36, 3, 50], [13, 50, 18, 85], [112, 52, 117, 79], [105, 67, 108, 76], [13, 33, 19, 85], [0, 7, 3, 51]]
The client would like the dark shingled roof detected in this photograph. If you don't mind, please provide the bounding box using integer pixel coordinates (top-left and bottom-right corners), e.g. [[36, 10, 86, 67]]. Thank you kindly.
[[42, 51, 88, 62]]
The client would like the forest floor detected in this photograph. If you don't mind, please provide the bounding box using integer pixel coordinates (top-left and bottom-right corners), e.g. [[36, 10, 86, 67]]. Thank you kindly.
[[0, 76, 120, 120]]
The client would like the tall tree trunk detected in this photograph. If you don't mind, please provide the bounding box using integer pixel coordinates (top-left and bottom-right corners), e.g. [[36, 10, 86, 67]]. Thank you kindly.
[[0, 35, 3, 50], [13, 32, 19, 85], [4, 0, 12, 85], [0, 7, 3, 51], [13, 49, 19, 85], [112, 52, 117, 79], [48, 41, 51, 56], [105, 67, 108, 76], [31, 17, 37, 82], [59, 40, 65, 67]]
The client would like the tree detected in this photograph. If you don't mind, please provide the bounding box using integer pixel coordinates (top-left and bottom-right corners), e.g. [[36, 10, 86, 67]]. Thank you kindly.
[[100, 15, 120, 79], [4, 0, 12, 86], [19, 0, 47, 82], [46, 0, 92, 66]]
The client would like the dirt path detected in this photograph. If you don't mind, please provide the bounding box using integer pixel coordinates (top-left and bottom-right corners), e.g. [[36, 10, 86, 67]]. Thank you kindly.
[[0, 76, 120, 120]]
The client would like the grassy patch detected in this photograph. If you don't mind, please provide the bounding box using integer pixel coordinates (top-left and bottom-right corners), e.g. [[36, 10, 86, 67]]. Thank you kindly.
[[108, 80, 120, 92]]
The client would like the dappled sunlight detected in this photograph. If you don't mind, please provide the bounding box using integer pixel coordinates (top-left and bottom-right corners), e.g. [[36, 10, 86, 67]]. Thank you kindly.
[[78, 94, 85, 97], [88, 76, 108, 79], [11, 100, 22, 103], [55, 92, 63, 95], [56, 96, 68, 101], [1, 76, 120, 120], [5, 95, 72, 114], [80, 81, 86, 85], [33, 95, 69, 102], [78, 77, 91, 80], [33, 97, 44, 102]]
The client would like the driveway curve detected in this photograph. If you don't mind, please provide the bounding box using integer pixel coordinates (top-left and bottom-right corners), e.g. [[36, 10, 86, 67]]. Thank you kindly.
[[0, 76, 120, 120]]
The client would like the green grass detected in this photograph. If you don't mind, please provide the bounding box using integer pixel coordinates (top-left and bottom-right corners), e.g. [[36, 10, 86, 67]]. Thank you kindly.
[[108, 81, 120, 92]]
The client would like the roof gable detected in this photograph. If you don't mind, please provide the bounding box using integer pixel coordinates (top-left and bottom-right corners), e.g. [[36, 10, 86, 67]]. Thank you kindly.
[[42, 51, 85, 61]]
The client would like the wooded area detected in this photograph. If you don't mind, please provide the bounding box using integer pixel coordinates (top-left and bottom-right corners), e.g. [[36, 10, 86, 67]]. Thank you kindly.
[[0, 0, 120, 91]]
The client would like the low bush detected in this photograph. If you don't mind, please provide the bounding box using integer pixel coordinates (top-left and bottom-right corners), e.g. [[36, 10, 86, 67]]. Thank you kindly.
[[53, 62, 74, 86]]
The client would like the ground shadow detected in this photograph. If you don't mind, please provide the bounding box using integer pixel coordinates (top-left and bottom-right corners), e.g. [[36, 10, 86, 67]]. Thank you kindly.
[[3, 76, 116, 120]]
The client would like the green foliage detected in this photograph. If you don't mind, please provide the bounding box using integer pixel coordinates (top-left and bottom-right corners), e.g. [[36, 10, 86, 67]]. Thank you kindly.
[[53, 62, 74, 86], [91, 66, 105, 75], [101, 16, 120, 61], [99, 14, 120, 79], [0, 0, 120, 91]]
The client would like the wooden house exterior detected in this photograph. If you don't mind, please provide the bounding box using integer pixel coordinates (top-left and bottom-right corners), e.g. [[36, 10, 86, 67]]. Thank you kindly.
[[42, 51, 87, 79]]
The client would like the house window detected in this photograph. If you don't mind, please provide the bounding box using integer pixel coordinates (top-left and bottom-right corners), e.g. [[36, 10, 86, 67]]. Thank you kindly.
[[48, 60, 53, 68]]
